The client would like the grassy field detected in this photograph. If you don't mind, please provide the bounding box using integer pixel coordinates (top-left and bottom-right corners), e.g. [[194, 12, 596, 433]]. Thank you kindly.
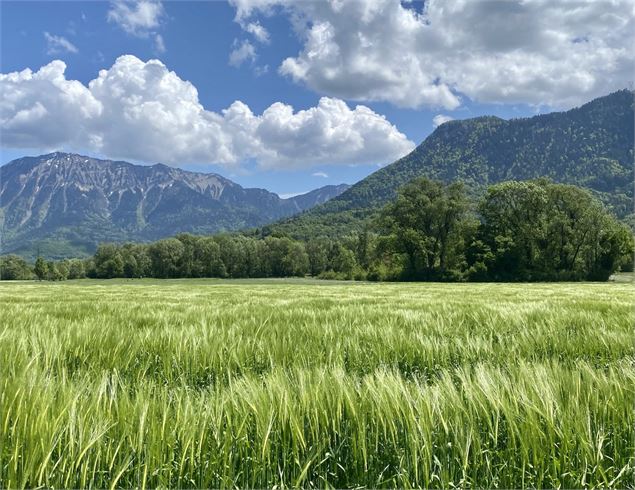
[[0, 279, 633, 488]]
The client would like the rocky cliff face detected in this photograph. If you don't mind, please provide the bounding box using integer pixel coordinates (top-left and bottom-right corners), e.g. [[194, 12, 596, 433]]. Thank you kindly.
[[0, 152, 349, 257]]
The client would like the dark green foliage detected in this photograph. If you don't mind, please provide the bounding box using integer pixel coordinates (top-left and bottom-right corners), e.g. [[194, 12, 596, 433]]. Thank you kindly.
[[373, 178, 632, 282], [470, 180, 634, 281], [0, 255, 32, 280], [271, 90, 634, 239], [33, 257, 48, 281], [378, 178, 470, 280], [264, 237, 309, 277], [54, 261, 69, 281], [306, 239, 329, 276], [148, 239, 185, 279], [3, 180, 630, 283], [94, 244, 125, 279], [326, 243, 357, 279], [66, 259, 86, 279]]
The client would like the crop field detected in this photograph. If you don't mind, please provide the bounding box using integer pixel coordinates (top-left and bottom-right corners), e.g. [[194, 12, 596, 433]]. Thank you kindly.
[[0, 279, 633, 488]]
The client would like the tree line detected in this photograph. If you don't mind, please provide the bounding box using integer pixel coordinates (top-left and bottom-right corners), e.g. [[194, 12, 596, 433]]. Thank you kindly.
[[2, 179, 632, 282]]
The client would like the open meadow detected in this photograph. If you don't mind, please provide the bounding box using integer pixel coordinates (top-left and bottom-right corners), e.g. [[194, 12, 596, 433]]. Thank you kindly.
[[0, 279, 633, 488]]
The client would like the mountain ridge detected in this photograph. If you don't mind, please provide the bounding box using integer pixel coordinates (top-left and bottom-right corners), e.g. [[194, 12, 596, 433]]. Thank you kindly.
[[267, 90, 634, 238], [0, 152, 349, 258]]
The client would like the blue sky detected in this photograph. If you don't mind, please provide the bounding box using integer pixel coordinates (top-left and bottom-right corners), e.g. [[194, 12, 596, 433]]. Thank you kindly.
[[1, 0, 631, 196]]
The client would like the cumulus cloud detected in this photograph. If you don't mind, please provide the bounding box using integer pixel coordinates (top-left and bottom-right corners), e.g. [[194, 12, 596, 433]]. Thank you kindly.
[[44, 32, 78, 55], [0, 61, 101, 149], [229, 40, 257, 67], [229, 0, 634, 109], [312, 171, 328, 178], [0, 56, 414, 169], [432, 114, 454, 128]]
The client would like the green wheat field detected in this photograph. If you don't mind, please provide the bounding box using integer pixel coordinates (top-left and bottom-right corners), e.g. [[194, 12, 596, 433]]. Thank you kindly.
[[1, 279, 633, 488]]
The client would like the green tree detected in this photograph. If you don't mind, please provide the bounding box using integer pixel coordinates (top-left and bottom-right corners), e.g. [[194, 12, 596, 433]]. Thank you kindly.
[[94, 244, 124, 278], [584, 216, 634, 280], [476, 181, 550, 280], [149, 238, 184, 278], [34, 257, 48, 281], [123, 254, 139, 278], [67, 259, 86, 279], [0, 255, 32, 280], [56, 261, 69, 281], [46, 261, 59, 281], [331, 244, 357, 279], [265, 237, 309, 277], [474, 180, 634, 281], [378, 178, 470, 280], [196, 237, 226, 277], [306, 239, 329, 276]]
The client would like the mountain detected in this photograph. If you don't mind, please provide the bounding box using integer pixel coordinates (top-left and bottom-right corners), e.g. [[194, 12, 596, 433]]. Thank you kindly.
[[0, 153, 349, 258], [269, 90, 634, 238]]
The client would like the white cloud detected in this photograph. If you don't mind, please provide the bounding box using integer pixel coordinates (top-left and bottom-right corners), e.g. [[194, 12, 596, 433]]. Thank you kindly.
[[0, 56, 415, 170], [231, 19, 270, 71], [44, 32, 78, 55], [0, 61, 101, 149], [108, 0, 166, 51], [244, 21, 270, 44], [254, 64, 269, 77], [230, 0, 634, 109], [252, 97, 415, 168], [312, 171, 328, 178], [279, 192, 302, 199], [107, 0, 164, 36], [154, 34, 166, 53], [432, 114, 454, 128], [229, 40, 257, 67]]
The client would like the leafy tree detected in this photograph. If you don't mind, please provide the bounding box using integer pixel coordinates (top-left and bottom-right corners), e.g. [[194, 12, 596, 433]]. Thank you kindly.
[[476, 180, 550, 280], [214, 235, 248, 278], [149, 238, 184, 278], [196, 237, 226, 277], [56, 262, 70, 281], [584, 215, 634, 281], [84, 258, 97, 279], [67, 259, 86, 279], [94, 244, 124, 278], [330, 244, 357, 279], [34, 257, 48, 281], [122, 244, 151, 278], [46, 261, 59, 281], [265, 237, 309, 277], [306, 239, 329, 276], [0, 255, 32, 280], [123, 254, 139, 278], [473, 180, 634, 281], [378, 178, 470, 280], [354, 231, 372, 270]]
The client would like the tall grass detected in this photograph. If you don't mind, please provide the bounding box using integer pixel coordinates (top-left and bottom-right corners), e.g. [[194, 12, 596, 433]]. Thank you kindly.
[[0, 280, 633, 488]]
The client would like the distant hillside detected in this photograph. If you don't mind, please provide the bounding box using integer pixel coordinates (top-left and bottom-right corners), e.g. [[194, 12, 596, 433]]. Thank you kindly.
[[269, 90, 634, 238], [0, 153, 349, 258]]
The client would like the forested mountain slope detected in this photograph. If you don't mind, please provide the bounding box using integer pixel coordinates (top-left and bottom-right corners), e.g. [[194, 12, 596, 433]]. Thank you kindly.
[[269, 90, 634, 238]]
